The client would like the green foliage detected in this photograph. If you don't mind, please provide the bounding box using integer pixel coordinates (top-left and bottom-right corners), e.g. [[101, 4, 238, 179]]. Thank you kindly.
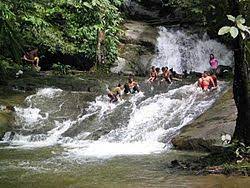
[[0, 59, 10, 81], [0, 0, 124, 67], [218, 15, 250, 39], [52, 62, 71, 75], [227, 141, 250, 163], [0, 57, 23, 82]]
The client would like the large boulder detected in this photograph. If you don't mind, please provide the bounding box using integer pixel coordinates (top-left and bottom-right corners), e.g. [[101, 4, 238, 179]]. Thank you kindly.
[[112, 21, 158, 76], [171, 89, 237, 152]]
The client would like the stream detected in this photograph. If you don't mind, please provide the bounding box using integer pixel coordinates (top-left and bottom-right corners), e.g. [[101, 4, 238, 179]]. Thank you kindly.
[[0, 28, 248, 187]]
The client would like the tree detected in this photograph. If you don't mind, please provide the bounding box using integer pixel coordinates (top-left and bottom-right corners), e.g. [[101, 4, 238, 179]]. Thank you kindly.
[[0, 0, 124, 67], [219, 0, 250, 145]]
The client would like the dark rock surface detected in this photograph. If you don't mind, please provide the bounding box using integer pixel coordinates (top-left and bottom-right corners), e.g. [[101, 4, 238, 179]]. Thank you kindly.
[[111, 20, 158, 76], [171, 88, 237, 152]]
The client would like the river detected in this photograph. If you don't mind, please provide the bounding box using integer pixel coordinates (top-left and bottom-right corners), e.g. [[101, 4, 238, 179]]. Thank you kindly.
[[1, 28, 248, 187]]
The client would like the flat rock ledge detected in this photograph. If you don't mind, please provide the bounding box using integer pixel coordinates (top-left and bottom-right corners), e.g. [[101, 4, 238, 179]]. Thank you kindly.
[[171, 88, 237, 152]]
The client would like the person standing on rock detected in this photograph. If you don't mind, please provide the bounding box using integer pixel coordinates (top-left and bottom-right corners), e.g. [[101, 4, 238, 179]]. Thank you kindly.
[[22, 48, 41, 72], [209, 54, 218, 75]]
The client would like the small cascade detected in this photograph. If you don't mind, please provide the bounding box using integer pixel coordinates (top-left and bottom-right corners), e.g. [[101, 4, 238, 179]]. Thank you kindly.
[[152, 27, 233, 73], [1, 83, 227, 158]]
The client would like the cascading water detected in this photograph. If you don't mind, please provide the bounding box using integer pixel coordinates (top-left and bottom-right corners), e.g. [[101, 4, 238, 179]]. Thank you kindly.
[[152, 27, 234, 73], [1, 82, 227, 158], [0, 28, 233, 160]]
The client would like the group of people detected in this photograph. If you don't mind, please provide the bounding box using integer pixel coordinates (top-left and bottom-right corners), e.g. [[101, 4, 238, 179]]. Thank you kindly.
[[198, 54, 219, 91], [107, 53, 220, 103], [107, 76, 140, 103], [147, 66, 182, 84]]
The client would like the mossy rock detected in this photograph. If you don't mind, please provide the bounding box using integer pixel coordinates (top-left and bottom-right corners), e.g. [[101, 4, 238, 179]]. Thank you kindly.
[[0, 112, 13, 139]]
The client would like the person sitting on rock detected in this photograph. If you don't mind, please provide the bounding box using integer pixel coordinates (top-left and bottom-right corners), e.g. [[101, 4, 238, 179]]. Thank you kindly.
[[147, 66, 157, 83], [161, 67, 172, 84], [107, 84, 123, 103], [209, 72, 218, 91], [155, 67, 160, 79], [126, 78, 140, 94]]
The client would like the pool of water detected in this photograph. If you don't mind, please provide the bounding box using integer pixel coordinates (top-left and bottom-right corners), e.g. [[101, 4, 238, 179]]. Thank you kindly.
[[0, 148, 249, 188]]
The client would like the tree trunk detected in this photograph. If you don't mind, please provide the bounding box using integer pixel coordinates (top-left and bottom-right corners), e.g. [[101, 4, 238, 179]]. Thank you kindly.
[[229, 0, 250, 145]]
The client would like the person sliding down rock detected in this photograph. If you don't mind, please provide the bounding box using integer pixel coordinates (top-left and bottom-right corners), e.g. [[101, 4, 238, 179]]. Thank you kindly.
[[107, 84, 123, 103], [198, 71, 216, 91]]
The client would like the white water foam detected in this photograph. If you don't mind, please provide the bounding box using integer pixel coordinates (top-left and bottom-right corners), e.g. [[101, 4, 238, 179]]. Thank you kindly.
[[61, 84, 225, 159], [152, 27, 233, 73], [1, 84, 226, 159]]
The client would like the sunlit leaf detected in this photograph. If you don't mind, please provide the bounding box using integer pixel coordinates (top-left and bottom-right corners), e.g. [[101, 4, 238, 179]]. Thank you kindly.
[[227, 15, 236, 22], [236, 15, 245, 24], [83, 2, 92, 9], [218, 26, 231, 35], [230, 26, 239, 38], [237, 22, 247, 31], [240, 32, 246, 39]]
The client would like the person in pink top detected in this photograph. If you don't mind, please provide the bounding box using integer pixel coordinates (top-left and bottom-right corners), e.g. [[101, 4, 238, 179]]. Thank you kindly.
[[209, 54, 218, 74]]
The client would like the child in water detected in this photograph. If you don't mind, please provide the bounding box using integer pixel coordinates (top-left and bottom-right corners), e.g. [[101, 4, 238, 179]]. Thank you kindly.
[[107, 83, 123, 103], [198, 71, 217, 91], [124, 77, 140, 94]]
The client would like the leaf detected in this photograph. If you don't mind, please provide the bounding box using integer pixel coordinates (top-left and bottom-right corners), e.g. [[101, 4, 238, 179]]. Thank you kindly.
[[83, 2, 92, 9], [236, 15, 245, 24], [240, 32, 246, 39], [209, 5, 216, 9], [237, 22, 247, 31], [230, 26, 239, 38], [218, 26, 231, 35], [221, 135, 226, 141], [245, 28, 250, 35], [227, 15, 235, 22]]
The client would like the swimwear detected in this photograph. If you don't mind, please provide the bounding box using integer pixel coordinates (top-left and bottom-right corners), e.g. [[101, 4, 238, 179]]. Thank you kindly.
[[210, 58, 218, 69], [200, 78, 210, 90]]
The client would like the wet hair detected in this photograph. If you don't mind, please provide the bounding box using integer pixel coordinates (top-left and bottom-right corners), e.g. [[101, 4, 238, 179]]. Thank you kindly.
[[155, 67, 160, 72], [203, 71, 209, 76], [6, 105, 15, 112]]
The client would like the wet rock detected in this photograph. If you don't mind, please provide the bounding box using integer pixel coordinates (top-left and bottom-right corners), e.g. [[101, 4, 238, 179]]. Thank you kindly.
[[171, 88, 237, 152], [0, 112, 13, 140], [122, 0, 162, 20], [116, 21, 158, 76], [110, 57, 134, 75], [217, 65, 233, 78]]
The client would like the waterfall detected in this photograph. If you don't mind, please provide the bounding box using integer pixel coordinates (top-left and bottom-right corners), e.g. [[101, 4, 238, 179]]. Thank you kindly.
[[152, 27, 234, 74]]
